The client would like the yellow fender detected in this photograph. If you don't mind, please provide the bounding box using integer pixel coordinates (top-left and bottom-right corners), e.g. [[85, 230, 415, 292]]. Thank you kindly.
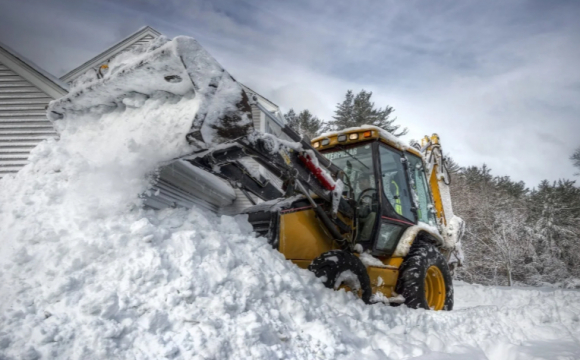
[[393, 224, 445, 257]]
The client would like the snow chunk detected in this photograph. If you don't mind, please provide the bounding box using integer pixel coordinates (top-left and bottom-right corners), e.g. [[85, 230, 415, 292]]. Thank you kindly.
[[242, 195, 305, 213], [359, 252, 397, 269], [442, 215, 465, 250], [334, 270, 361, 291], [247, 132, 303, 153], [370, 292, 405, 305]]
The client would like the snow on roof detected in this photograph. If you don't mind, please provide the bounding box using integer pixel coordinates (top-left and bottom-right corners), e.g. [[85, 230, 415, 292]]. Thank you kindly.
[[315, 125, 418, 156], [0, 40, 69, 98], [60, 26, 162, 84], [317, 125, 405, 148]]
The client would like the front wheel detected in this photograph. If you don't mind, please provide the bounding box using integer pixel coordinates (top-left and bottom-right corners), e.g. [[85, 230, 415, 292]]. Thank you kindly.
[[395, 241, 453, 310], [309, 250, 373, 304]]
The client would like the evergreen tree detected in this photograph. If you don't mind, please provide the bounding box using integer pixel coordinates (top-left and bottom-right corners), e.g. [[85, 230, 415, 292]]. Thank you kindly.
[[284, 109, 324, 140], [284, 109, 299, 131], [572, 147, 580, 174], [494, 176, 528, 198], [330, 90, 355, 130], [325, 90, 408, 136], [444, 155, 461, 174], [296, 110, 323, 139]]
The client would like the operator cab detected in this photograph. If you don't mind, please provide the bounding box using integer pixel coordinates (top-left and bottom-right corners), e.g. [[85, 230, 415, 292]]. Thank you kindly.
[[313, 127, 437, 256]]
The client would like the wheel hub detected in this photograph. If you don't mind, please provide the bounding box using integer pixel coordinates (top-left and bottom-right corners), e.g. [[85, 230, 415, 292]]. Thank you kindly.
[[425, 265, 446, 310]]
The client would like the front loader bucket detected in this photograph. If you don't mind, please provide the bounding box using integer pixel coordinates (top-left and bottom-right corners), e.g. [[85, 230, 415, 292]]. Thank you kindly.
[[47, 36, 254, 151]]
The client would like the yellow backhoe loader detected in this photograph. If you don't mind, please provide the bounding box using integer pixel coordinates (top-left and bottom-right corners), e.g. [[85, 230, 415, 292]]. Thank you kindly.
[[242, 127, 464, 310], [47, 35, 464, 310]]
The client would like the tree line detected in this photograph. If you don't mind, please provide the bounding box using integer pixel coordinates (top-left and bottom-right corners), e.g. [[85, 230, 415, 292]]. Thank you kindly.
[[284, 89, 407, 138], [287, 91, 580, 288], [449, 161, 580, 288]]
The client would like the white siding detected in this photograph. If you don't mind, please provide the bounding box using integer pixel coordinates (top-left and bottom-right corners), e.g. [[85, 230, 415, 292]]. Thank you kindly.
[[144, 160, 236, 213], [252, 103, 262, 132], [0, 61, 56, 178], [218, 188, 258, 216], [131, 34, 157, 48], [100, 34, 157, 66]]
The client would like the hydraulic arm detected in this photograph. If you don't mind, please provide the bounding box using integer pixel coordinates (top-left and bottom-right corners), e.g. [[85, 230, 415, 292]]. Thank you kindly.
[[187, 123, 355, 248]]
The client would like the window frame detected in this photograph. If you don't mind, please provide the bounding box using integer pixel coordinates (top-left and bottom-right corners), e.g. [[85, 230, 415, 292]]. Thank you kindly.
[[405, 151, 437, 226], [321, 140, 383, 247], [367, 142, 417, 257], [320, 141, 420, 256], [372, 219, 406, 256], [377, 143, 417, 224]]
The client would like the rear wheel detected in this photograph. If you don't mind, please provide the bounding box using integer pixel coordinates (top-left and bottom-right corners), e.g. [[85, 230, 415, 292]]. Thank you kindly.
[[395, 241, 453, 310], [309, 250, 373, 304]]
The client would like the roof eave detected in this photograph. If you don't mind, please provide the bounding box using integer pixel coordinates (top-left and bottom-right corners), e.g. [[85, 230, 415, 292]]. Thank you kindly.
[[241, 84, 279, 110], [60, 26, 162, 83], [0, 44, 68, 99]]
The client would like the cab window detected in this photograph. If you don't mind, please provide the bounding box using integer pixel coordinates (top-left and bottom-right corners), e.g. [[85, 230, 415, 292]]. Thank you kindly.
[[406, 153, 436, 225], [375, 221, 405, 254], [379, 145, 414, 222], [323, 144, 378, 242], [322, 144, 374, 198]]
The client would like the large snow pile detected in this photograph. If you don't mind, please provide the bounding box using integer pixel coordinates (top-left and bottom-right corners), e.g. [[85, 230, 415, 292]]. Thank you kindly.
[[2, 38, 580, 360]]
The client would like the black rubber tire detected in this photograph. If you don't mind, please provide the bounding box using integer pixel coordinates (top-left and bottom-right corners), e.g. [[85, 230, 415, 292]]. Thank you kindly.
[[308, 250, 373, 304], [395, 241, 454, 310]]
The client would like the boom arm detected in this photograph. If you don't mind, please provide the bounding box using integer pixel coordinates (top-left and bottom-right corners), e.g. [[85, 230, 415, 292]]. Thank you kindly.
[[421, 134, 465, 267], [187, 126, 356, 248]]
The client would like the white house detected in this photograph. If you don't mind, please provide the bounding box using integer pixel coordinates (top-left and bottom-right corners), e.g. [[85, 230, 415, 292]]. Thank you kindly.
[[0, 42, 68, 178]]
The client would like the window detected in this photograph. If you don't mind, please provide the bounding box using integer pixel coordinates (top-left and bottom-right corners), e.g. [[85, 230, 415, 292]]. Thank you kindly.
[[323, 144, 375, 199], [379, 145, 414, 222], [407, 153, 436, 225], [375, 222, 404, 253], [323, 144, 377, 242]]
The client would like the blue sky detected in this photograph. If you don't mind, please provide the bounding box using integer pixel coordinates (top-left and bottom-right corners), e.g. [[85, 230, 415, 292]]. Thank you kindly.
[[1, 0, 579, 186]]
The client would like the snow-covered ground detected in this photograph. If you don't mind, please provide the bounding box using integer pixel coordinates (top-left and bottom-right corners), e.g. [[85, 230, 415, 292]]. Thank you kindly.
[[1, 37, 579, 360], [1, 200, 579, 360]]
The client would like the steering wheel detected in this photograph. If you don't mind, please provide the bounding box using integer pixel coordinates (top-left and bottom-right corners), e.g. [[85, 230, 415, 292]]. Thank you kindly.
[[357, 188, 376, 202], [356, 188, 378, 217]]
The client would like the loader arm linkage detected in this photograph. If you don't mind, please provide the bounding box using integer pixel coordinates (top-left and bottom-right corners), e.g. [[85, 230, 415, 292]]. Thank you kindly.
[[187, 124, 355, 249]]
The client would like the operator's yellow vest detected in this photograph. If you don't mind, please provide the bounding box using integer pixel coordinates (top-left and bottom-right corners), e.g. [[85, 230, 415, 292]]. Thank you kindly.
[[391, 180, 402, 215]]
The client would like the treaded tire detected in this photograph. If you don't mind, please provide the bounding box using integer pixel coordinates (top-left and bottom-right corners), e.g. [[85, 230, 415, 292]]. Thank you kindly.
[[308, 250, 373, 304], [395, 241, 454, 310]]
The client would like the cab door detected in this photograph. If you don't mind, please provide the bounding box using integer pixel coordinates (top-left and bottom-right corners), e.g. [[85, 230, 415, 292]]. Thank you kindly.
[[371, 144, 417, 256], [406, 153, 437, 226]]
